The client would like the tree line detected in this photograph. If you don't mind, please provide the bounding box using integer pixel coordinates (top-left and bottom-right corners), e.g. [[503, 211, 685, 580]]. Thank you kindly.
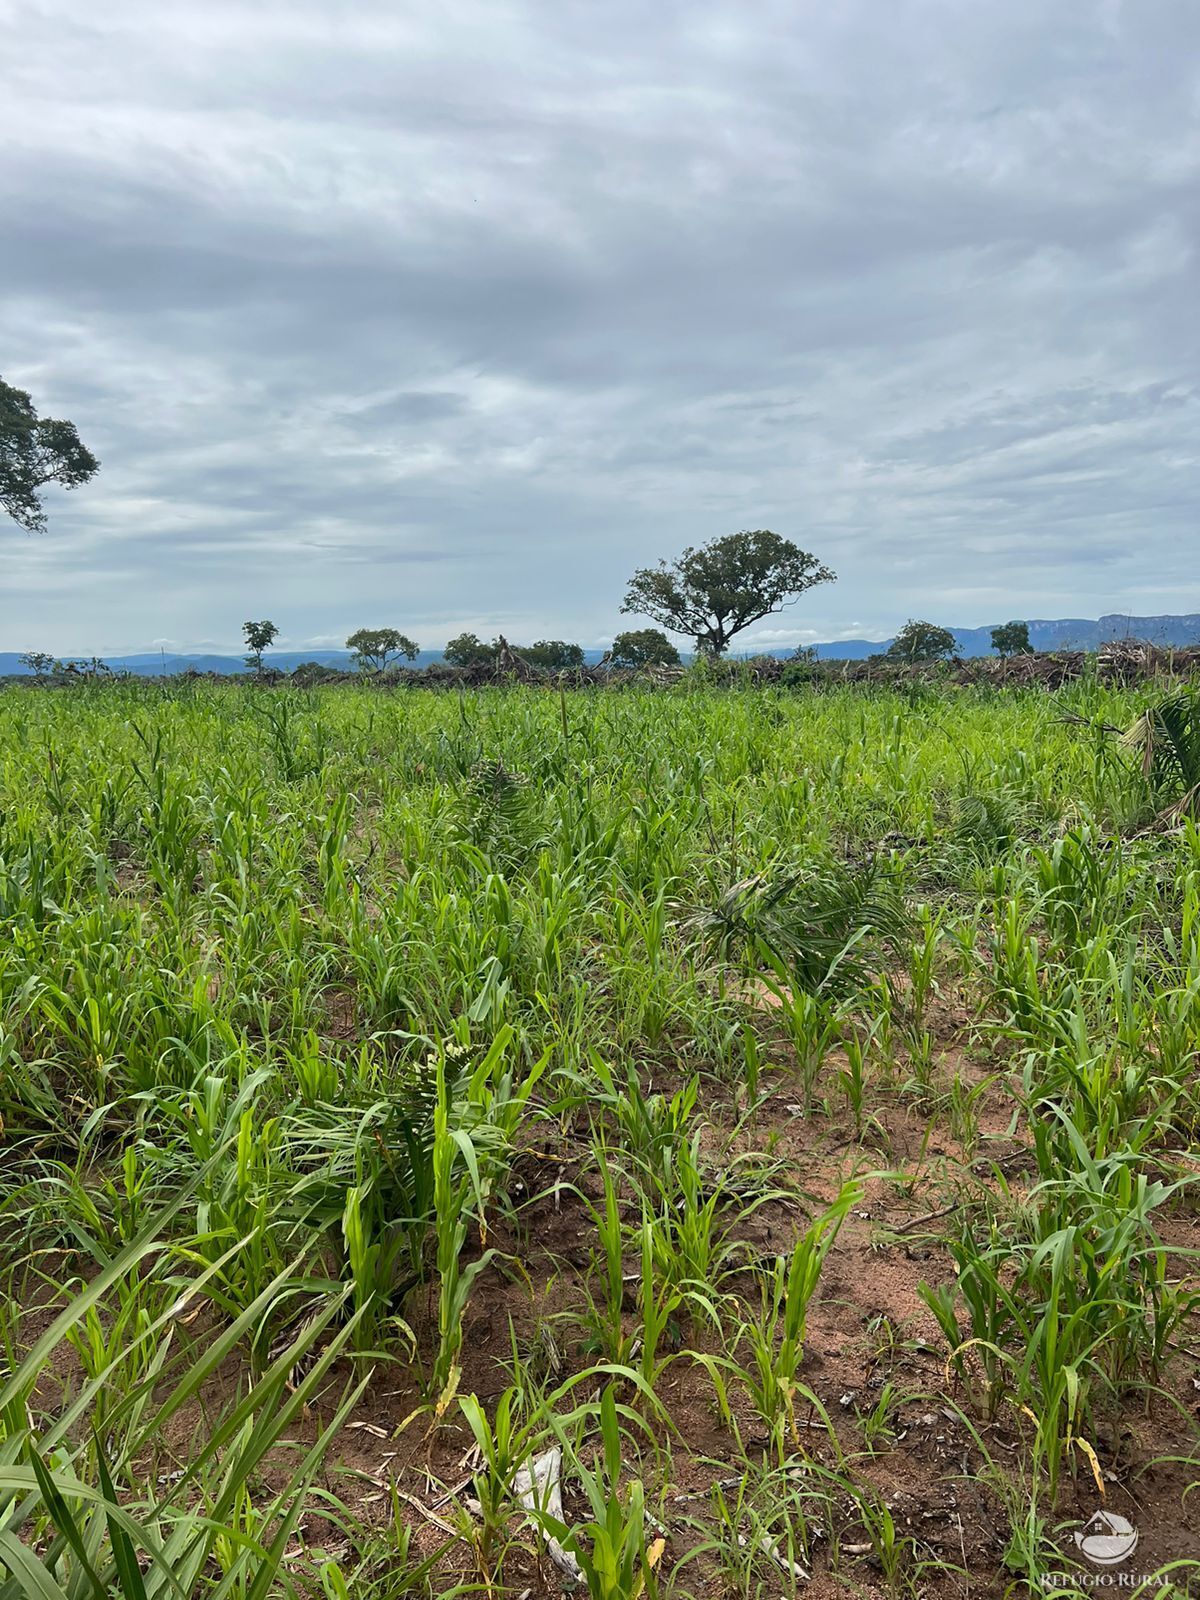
[[230, 622, 683, 677], [4, 375, 1033, 673], [234, 535, 1029, 672]]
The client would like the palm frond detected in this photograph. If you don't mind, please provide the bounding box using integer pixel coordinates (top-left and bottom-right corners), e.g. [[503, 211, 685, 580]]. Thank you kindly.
[[1119, 689, 1200, 819], [685, 857, 909, 996]]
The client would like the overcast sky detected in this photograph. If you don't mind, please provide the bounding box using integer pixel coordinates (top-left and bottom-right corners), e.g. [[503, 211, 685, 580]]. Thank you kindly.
[[2, 0, 1198, 655]]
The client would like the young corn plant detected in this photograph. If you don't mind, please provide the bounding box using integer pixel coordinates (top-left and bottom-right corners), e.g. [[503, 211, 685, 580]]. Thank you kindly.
[[341, 1182, 416, 1356], [737, 1183, 859, 1460], [430, 1058, 496, 1412], [0, 1192, 368, 1600], [581, 1057, 700, 1198], [679, 1461, 829, 1598], [906, 900, 944, 1031], [836, 1024, 883, 1139], [645, 1129, 748, 1328], [919, 1224, 1022, 1424], [534, 1386, 663, 1600], [582, 1154, 635, 1366], [634, 1216, 683, 1391], [457, 1387, 530, 1587], [843, 1480, 924, 1597]]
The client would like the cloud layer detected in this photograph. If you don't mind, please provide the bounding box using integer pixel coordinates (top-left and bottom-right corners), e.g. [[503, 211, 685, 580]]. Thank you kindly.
[[2, 0, 1198, 652]]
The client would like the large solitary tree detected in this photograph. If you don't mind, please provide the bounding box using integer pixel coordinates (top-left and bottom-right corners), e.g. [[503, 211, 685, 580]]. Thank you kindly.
[[346, 626, 419, 673], [1, 376, 99, 531], [621, 530, 835, 656]]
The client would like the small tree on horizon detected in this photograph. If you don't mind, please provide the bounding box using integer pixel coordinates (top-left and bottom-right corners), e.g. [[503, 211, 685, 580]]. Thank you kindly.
[[524, 640, 585, 671], [242, 620, 279, 676], [1, 375, 100, 532], [17, 651, 54, 677], [292, 660, 341, 685], [621, 530, 835, 656], [346, 627, 419, 673], [610, 627, 681, 667], [991, 620, 1032, 657], [57, 656, 110, 678], [887, 620, 958, 664]]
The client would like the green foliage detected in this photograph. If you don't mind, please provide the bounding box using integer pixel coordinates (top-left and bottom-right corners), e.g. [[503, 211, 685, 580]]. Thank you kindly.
[[0, 375, 99, 533], [621, 529, 835, 656], [0, 1184, 366, 1600], [739, 1184, 859, 1458], [241, 619, 278, 676], [292, 659, 341, 685], [1119, 686, 1200, 819], [887, 619, 958, 663], [443, 632, 495, 667], [991, 620, 1032, 656], [17, 652, 53, 677], [430, 1055, 495, 1407], [947, 789, 1025, 863], [535, 1386, 664, 1600], [346, 627, 420, 673], [458, 756, 543, 867], [0, 678, 1195, 1594], [609, 628, 680, 668], [780, 646, 819, 686], [920, 1136, 1198, 1503], [687, 856, 909, 997], [524, 639, 585, 671], [441, 636, 583, 672]]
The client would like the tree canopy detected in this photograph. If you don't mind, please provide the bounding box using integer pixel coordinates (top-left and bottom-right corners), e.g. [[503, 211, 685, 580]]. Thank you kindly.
[[442, 634, 584, 671], [621, 530, 835, 656], [991, 620, 1032, 657], [524, 640, 584, 671], [1, 376, 99, 532], [443, 633, 495, 668], [242, 620, 279, 675], [610, 627, 681, 667], [346, 627, 420, 673], [291, 661, 341, 686], [887, 620, 958, 663]]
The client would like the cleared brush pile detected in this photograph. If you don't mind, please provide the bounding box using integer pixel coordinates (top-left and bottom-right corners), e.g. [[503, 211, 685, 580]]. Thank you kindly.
[[0, 679, 1198, 1598], [361, 638, 1200, 691], [11, 637, 1200, 695]]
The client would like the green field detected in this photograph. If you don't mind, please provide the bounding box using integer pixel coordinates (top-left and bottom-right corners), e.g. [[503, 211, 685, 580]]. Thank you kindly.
[[1, 679, 1198, 1597]]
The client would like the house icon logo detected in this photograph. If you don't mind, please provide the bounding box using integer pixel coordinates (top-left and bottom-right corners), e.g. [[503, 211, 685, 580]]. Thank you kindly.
[[1074, 1510, 1138, 1567]]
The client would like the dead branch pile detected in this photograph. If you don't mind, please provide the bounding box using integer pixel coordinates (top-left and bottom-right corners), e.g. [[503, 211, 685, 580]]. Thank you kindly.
[[15, 637, 1199, 693], [946, 640, 1200, 688], [1096, 637, 1200, 682], [182, 643, 1200, 691]]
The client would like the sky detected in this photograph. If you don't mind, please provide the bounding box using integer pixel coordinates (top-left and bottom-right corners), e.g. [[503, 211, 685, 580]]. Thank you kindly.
[[2, 0, 1199, 656]]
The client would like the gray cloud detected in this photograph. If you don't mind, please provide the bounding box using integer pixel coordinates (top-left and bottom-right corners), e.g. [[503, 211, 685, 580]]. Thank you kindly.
[[1, 0, 1198, 654]]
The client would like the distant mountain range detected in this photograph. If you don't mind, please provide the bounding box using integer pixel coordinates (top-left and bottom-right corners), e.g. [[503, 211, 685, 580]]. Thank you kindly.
[[2, 613, 1198, 675], [808, 613, 1200, 661]]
